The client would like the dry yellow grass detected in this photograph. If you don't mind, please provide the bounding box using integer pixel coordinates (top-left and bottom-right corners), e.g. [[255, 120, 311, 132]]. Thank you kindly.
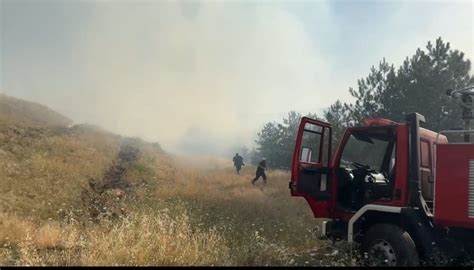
[[0, 213, 35, 248], [0, 95, 356, 266], [0, 124, 120, 220], [0, 94, 71, 128], [0, 126, 354, 266], [34, 222, 64, 250], [82, 210, 230, 266], [0, 210, 231, 266]]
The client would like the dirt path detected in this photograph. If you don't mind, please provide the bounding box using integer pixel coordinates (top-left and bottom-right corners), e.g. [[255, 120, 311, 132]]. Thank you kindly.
[[99, 144, 139, 192], [81, 143, 140, 221]]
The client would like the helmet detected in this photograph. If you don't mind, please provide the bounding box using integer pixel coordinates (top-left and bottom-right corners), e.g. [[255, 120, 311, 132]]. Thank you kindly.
[[262, 157, 266, 161]]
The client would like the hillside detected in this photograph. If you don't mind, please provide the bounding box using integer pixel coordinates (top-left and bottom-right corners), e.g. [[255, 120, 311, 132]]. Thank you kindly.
[[0, 94, 72, 128], [0, 95, 350, 266], [1, 94, 132, 220]]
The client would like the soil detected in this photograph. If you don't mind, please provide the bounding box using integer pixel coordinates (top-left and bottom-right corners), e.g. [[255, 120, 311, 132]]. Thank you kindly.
[[81, 143, 140, 221]]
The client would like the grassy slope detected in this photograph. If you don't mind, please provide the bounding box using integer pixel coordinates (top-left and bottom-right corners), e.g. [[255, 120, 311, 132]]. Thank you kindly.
[[0, 94, 72, 128], [0, 94, 354, 266]]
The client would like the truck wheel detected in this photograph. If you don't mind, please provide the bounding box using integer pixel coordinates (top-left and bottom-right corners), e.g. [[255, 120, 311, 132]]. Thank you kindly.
[[360, 223, 419, 266]]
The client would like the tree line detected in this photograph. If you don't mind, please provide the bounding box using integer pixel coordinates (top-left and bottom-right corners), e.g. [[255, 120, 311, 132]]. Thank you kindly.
[[249, 37, 474, 169]]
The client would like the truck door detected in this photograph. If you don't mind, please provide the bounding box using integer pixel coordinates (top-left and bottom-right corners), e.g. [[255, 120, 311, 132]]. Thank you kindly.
[[290, 117, 333, 217]]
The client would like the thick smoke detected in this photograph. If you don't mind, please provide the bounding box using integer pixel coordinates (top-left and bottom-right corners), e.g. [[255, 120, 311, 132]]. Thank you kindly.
[[2, 0, 471, 157], [3, 1, 331, 157]]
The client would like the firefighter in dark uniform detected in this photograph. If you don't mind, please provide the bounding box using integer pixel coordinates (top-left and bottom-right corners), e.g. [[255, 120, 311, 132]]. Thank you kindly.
[[232, 153, 244, 175], [251, 157, 267, 185]]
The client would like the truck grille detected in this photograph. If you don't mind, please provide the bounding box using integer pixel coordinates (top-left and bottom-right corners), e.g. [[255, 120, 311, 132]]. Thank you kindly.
[[469, 160, 474, 218]]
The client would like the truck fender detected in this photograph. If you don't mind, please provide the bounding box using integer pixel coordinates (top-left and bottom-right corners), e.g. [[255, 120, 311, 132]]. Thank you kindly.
[[399, 208, 435, 259], [348, 204, 402, 243], [348, 205, 435, 259]]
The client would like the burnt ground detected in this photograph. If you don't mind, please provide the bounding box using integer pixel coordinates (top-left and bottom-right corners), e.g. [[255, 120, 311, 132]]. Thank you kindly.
[[81, 143, 140, 221], [98, 144, 139, 192]]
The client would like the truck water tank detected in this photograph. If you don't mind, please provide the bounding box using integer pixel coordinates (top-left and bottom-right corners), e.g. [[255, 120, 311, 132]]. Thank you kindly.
[[434, 143, 474, 229]]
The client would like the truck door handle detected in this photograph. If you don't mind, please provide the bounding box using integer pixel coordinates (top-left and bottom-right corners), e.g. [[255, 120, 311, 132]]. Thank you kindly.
[[289, 181, 297, 191], [428, 176, 434, 183]]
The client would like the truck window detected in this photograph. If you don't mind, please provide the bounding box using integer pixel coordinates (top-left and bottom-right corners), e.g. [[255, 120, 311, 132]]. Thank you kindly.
[[340, 130, 395, 173], [322, 127, 331, 167], [299, 123, 322, 163], [420, 140, 433, 201], [420, 140, 431, 168], [337, 128, 396, 211], [340, 133, 391, 172]]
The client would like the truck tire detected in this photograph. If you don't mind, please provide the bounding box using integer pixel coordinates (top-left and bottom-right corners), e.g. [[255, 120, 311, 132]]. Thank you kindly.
[[360, 223, 420, 266]]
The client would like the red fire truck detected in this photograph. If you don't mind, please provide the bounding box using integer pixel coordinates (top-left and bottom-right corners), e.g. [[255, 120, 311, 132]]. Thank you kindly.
[[289, 87, 474, 266]]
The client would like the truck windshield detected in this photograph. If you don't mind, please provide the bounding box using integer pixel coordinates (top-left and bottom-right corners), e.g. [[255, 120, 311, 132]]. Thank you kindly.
[[340, 129, 395, 172]]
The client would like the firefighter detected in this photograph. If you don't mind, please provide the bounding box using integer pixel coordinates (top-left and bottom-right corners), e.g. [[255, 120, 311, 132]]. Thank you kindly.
[[251, 157, 267, 185], [232, 153, 245, 175]]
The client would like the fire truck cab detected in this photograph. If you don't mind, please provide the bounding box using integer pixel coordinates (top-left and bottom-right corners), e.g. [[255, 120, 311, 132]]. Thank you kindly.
[[290, 113, 474, 266]]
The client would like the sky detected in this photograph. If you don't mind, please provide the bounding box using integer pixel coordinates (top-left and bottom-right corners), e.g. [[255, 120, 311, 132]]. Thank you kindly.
[[0, 0, 473, 157]]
